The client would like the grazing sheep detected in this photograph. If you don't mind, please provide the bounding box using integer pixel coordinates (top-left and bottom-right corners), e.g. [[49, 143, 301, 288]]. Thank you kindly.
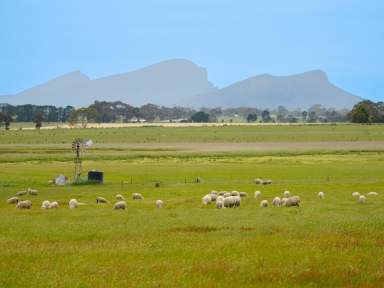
[[223, 192, 231, 198], [231, 191, 240, 196], [211, 190, 218, 195], [367, 192, 378, 196], [318, 192, 325, 199], [358, 195, 366, 203], [116, 194, 125, 201], [49, 201, 59, 209], [41, 200, 51, 209], [16, 190, 27, 196], [156, 200, 163, 208], [285, 196, 301, 207], [96, 197, 108, 204], [7, 197, 19, 204], [69, 199, 78, 209], [281, 197, 288, 206], [132, 193, 144, 200], [202, 194, 212, 205], [254, 191, 261, 198], [16, 200, 32, 209], [352, 192, 360, 198], [260, 200, 269, 208], [263, 179, 272, 185], [233, 196, 241, 207], [27, 188, 38, 196], [210, 193, 218, 201], [254, 178, 263, 184], [283, 190, 290, 198], [223, 196, 236, 208], [239, 192, 248, 198], [113, 201, 126, 210], [272, 197, 281, 207], [216, 196, 224, 209], [218, 191, 225, 196]]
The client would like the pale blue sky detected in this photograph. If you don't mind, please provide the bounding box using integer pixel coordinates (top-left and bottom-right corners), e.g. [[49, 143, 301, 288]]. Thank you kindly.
[[1, 0, 383, 100]]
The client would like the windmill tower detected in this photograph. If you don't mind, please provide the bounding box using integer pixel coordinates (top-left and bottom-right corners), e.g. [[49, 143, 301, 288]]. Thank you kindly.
[[71, 138, 93, 183]]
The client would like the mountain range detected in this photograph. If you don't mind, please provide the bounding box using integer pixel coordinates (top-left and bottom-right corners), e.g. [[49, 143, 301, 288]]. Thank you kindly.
[[0, 59, 362, 109]]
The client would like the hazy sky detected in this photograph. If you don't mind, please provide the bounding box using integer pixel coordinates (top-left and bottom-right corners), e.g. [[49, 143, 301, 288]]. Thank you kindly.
[[1, 0, 383, 101]]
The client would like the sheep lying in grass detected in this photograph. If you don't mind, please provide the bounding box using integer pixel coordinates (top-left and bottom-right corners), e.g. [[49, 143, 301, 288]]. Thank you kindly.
[[283, 190, 290, 198], [285, 196, 301, 207], [260, 200, 269, 208], [358, 195, 366, 203], [254, 178, 263, 184], [202, 194, 212, 205], [132, 193, 144, 200], [7, 197, 19, 204], [16, 190, 27, 196], [318, 192, 325, 199], [239, 192, 247, 198], [216, 196, 224, 209], [41, 200, 51, 209], [113, 201, 126, 210], [16, 200, 32, 209], [367, 192, 378, 196], [27, 188, 38, 196], [49, 201, 59, 209], [263, 179, 272, 185], [272, 197, 281, 207], [254, 191, 261, 198], [69, 199, 78, 209], [116, 194, 125, 201], [352, 192, 360, 198], [156, 200, 163, 208], [96, 197, 108, 204]]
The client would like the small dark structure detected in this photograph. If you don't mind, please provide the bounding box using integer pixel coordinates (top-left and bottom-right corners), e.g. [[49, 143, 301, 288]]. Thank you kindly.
[[88, 170, 104, 184]]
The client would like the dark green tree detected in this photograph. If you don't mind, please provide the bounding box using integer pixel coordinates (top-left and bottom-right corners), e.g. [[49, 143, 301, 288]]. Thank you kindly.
[[190, 111, 210, 123]]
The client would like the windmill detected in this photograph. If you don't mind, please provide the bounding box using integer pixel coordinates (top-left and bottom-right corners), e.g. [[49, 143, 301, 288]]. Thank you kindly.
[[71, 138, 93, 183]]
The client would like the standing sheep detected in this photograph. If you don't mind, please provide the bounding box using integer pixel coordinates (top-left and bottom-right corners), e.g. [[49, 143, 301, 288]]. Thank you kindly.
[[281, 197, 288, 206], [113, 201, 126, 210], [318, 192, 325, 199], [223, 192, 231, 198], [260, 200, 269, 208], [7, 197, 19, 204], [27, 188, 38, 196], [202, 194, 212, 205], [285, 196, 301, 207], [132, 193, 144, 200], [116, 194, 125, 201], [254, 191, 261, 198], [223, 196, 236, 208], [283, 190, 290, 198], [272, 197, 281, 207], [209, 193, 218, 201], [239, 192, 247, 198], [16, 200, 32, 209], [358, 195, 366, 203], [216, 196, 224, 209], [156, 200, 163, 208]]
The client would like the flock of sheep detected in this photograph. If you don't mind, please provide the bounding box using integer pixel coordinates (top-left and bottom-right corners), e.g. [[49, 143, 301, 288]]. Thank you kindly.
[[6, 189, 164, 210], [5, 185, 380, 211]]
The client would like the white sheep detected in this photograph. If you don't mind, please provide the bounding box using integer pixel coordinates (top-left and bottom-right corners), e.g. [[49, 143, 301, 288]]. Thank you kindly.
[[216, 196, 224, 209], [49, 201, 59, 209], [254, 191, 261, 198], [281, 197, 288, 206], [367, 192, 378, 196], [283, 190, 290, 198], [16, 190, 27, 196], [318, 192, 325, 199], [254, 178, 263, 184], [260, 200, 269, 208], [233, 196, 241, 207], [263, 179, 272, 185], [223, 196, 236, 208], [156, 200, 163, 208], [231, 191, 240, 196], [116, 194, 125, 201], [223, 192, 231, 198], [69, 199, 78, 209], [358, 195, 366, 203], [285, 196, 301, 207], [272, 197, 281, 207], [7, 197, 19, 204], [352, 192, 360, 198], [239, 192, 247, 198], [41, 200, 51, 209], [113, 201, 126, 210], [218, 191, 225, 196], [132, 193, 144, 200], [202, 194, 212, 205], [16, 200, 32, 209], [210, 193, 218, 201], [27, 188, 38, 196], [96, 197, 108, 204]]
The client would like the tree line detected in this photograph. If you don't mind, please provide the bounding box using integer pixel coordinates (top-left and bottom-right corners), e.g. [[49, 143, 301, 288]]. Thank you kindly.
[[0, 100, 381, 129]]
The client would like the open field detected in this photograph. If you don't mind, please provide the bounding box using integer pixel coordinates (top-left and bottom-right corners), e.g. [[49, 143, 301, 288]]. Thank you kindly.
[[1, 125, 384, 287]]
